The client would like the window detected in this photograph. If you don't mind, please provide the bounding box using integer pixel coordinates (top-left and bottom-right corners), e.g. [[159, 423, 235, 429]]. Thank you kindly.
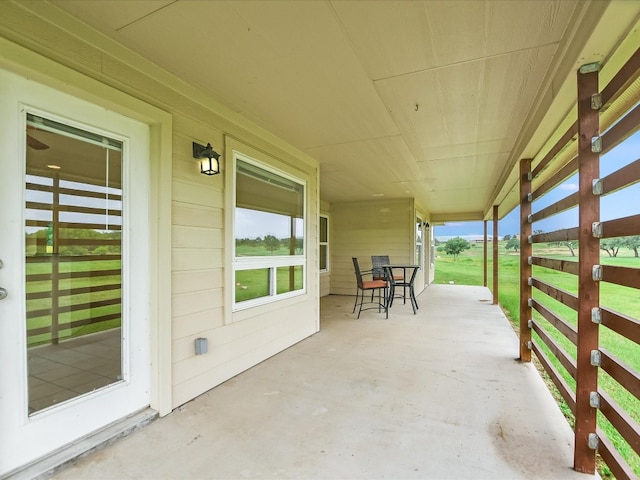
[[319, 215, 329, 273], [416, 218, 423, 268], [233, 154, 306, 309]]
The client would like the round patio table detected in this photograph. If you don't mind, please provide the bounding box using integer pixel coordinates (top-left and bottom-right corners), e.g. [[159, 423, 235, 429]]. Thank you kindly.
[[382, 265, 420, 314]]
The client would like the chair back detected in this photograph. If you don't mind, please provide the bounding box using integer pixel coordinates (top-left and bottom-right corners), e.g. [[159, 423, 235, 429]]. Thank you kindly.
[[371, 255, 390, 280], [352, 257, 364, 288]]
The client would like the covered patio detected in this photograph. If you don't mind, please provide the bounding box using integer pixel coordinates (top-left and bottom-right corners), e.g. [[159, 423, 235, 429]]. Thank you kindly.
[[48, 286, 593, 480], [1, 1, 639, 477]]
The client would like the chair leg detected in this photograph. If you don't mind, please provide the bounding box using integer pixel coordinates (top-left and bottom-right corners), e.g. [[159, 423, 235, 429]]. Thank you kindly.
[[352, 287, 359, 313], [389, 282, 395, 308], [384, 286, 388, 319]]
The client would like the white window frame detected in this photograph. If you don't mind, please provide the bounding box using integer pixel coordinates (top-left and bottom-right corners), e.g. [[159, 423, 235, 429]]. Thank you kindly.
[[319, 214, 329, 273], [416, 217, 423, 269], [232, 151, 307, 311]]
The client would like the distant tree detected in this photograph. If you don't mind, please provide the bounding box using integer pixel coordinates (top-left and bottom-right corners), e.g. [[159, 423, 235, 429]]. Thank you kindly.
[[533, 229, 544, 235], [505, 237, 519, 252], [564, 241, 577, 257], [623, 235, 640, 257], [601, 238, 625, 257], [503, 234, 512, 241], [546, 240, 577, 257], [263, 235, 280, 254], [443, 237, 471, 258]]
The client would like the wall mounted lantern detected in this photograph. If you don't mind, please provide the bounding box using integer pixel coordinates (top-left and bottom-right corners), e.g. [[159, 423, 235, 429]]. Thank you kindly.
[[193, 142, 221, 176]]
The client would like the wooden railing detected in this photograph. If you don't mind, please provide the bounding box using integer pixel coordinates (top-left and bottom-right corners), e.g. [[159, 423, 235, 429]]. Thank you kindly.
[[520, 47, 640, 478], [25, 173, 122, 346]]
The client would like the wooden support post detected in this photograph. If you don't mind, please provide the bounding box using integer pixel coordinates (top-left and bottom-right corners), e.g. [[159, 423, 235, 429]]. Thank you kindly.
[[574, 64, 600, 474], [483, 220, 488, 287], [492, 205, 499, 305], [519, 159, 532, 362], [51, 174, 60, 345]]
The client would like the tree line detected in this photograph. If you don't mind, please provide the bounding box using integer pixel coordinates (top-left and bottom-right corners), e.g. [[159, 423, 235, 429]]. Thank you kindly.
[[502, 233, 640, 257], [437, 234, 640, 258]]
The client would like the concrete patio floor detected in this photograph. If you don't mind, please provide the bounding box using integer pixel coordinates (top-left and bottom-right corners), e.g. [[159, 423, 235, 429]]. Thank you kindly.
[[50, 285, 597, 480]]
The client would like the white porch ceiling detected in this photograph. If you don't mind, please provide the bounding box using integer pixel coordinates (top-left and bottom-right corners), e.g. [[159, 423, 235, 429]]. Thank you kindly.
[[50, 0, 640, 220]]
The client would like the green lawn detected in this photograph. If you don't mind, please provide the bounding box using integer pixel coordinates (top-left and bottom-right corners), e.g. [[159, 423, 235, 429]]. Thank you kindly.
[[434, 242, 640, 477]]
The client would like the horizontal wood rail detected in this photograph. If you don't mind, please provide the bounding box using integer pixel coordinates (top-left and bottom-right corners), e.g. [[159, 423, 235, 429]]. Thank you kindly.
[[600, 307, 640, 345], [531, 339, 576, 412], [30, 238, 121, 247], [531, 156, 578, 202], [596, 427, 637, 480], [598, 390, 640, 458], [26, 219, 123, 230], [599, 158, 640, 195], [531, 299, 577, 345], [26, 181, 122, 200], [602, 103, 640, 153], [531, 319, 577, 378], [26, 201, 123, 216], [531, 121, 578, 179], [601, 265, 640, 290], [600, 46, 640, 109], [530, 227, 579, 244], [26, 254, 122, 263], [28, 312, 121, 337], [530, 277, 579, 311], [27, 296, 121, 319], [599, 214, 640, 239], [26, 268, 121, 282], [600, 349, 640, 402], [26, 282, 120, 300], [530, 256, 579, 275], [528, 191, 578, 224]]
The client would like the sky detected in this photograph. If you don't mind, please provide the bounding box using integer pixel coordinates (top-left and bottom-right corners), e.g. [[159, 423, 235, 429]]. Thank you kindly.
[[435, 128, 640, 240]]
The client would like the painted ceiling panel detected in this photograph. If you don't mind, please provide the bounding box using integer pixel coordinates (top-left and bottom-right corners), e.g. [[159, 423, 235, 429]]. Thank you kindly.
[[81, 0, 399, 149], [333, 0, 575, 80], [426, 0, 575, 66], [48, 0, 637, 220]]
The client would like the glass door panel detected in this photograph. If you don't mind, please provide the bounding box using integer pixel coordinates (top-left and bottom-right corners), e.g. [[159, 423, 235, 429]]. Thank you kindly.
[[25, 113, 123, 414]]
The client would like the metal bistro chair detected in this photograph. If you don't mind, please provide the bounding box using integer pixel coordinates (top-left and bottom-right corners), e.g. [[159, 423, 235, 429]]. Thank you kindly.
[[371, 255, 405, 303], [352, 257, 388, 319]]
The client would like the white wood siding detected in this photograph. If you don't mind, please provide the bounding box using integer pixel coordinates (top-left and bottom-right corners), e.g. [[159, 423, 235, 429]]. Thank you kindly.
[[331, 199, 414, 296], [0, 4, 320, 412]]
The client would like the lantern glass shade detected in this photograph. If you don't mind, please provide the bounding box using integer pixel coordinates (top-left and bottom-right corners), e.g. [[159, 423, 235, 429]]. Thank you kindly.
[[200, 156, 220, 175]]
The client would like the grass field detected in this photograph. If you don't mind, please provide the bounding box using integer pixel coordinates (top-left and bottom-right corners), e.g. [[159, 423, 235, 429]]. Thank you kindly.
[[434, 241, 640, 477]]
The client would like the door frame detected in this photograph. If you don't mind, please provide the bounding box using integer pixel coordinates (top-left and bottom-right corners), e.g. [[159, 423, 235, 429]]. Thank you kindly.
[[0, 37, 172, 469]]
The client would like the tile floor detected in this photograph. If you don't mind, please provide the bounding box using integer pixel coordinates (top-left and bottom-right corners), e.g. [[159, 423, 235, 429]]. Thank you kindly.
[[27, 328, 122, 413]]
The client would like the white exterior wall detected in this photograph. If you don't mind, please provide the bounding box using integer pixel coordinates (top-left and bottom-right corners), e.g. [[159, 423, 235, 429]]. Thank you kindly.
[[331, 199, 414, 296], [0, 3, 319, 413]]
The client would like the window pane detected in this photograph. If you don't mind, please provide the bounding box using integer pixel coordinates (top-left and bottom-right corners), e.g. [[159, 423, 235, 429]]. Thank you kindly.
[[320, 216, 327, 242], [25, 113, 123, 413], [416, 219, 422, 266], [235, 269, 270, 303], [276, 265, 303, 294], [236, 160, 304, 257], [320, 245, 328, 271]]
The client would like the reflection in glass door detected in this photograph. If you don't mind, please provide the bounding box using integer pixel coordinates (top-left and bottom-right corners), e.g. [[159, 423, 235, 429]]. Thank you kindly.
[[25, 113, 124, 414]]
